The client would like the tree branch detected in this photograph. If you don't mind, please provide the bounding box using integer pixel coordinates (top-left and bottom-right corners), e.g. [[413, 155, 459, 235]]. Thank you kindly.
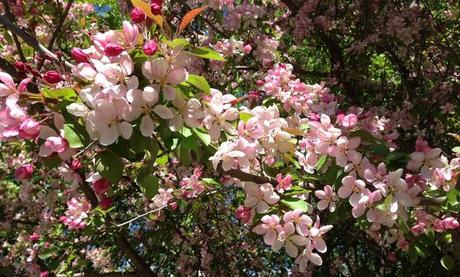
[[0, 14, 73, 68], [1, 0, 26, 62]]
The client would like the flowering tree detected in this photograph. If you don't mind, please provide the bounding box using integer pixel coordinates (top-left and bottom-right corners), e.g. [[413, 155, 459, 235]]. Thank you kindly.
[[1, 0, 460, 276]]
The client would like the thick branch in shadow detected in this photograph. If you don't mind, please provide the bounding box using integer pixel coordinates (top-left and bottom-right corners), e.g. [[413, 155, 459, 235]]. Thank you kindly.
[[0, 14, 73, 68]]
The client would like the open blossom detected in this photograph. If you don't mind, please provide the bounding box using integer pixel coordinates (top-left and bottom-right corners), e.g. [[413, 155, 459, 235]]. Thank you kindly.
[[203, 89, 239, 141], [315, 185, 337, 212], [86, 98, 133, 145], [272, 222, 308, 258], [338, 175, 367, 206], [275, 174, 293, 193], [283, 210, 313, 236], [151, 188, 174, 208], [169, 95, 204, 131], [252, 214, 281, 246], [129, 85, 174, 137], [0, 72, 30, 97], [60, 197, 91, 230], [295, 241, 323, 270], [180, 167, 205, 198], [142, 57, 188, 100], [38, 113, 75, 160], [209, 141, 250, 172], [243, 182, 280, 213]]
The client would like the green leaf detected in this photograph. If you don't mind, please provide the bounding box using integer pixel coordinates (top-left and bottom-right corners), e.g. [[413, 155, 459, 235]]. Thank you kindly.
[[373, 143, 390, 156], [63, 123, 90, 148], [188, 47, 225, 61], [441, 255, 455, 271], [447, 188, 459, 205], [281, 198, 312, 213], [43, 155, 62, 169], [239, 112, 254, 123], [187, 74, 210, 94], [192, 128, 211, 146], [42, 88, 77, 101], [38, 246, 57, 260], [164, 38, 190, 48], [137, 168, 159, 199], [95, 151, 123, 184], [316, 155, 328, 171]]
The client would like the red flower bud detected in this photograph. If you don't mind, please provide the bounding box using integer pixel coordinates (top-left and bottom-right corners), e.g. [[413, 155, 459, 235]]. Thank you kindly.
[[70, 159, 82, 171], [15, 61, 27, 72], [104, 43, 124, 57], [71, 47, 89, 63], [99, 197, 113, 210], [143, 40, 158, 55], [43, 70, 62, 84], [92, 178, 111, 196], [29, 232, 40, 242], [150, 0, 163, 15], [15, 164, 34, 180], [130, 8, 146, 24]]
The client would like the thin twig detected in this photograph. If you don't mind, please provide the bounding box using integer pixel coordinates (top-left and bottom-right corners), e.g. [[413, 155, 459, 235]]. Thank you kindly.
[[73, 140, 98, 159], [1, 0, 26, 62]]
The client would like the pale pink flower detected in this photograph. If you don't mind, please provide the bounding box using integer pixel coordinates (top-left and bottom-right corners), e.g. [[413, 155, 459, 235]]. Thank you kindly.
[[203, 89, 239, 141], [295, 241, 323, 270], [309, 216, 333, 253], [315, 185, 337, 212], [252, 214, 281, 246], [283, 210, 313, 236], [59, 197, 91, 230], [244, 182, 280, 213], [338, 175, 367, 206], [128, 85, 174, 137], [272, 222, 308, 258]]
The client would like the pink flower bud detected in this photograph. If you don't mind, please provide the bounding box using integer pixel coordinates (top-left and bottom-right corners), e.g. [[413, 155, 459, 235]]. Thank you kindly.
[[92, 178, 110, 195], [71, 48, 89, 63], [255, 80, 265, 86], [243, 44, 252, 54], [15, 61, 27, 72], [143, 40, 158, 55], [235, 206, 251, 223], [99, 197, 112, 210], [130, 8, 146, 23], [15, 164, 34, 180], [40, 272, 49, 277], [104, 43, 124, 57], [70, 159, 82, 171], [150, 0, 163, 15], [29, 232, 40, 242], [43, 70, 61, 84], [410, 222, 426, 236], [44, 137, 69, 153], [341, 114, 358, 128], [442, 217, 459, 230], [169, 201, 178, 210], [19, 118, 40, 140]]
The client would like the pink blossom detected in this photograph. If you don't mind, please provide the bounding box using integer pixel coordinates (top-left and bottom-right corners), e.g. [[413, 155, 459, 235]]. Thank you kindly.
[[244, 182, 280, 213], [252, 214, 281, 246], [275, 174, 293, 193], [29, 232, 40, 242], [43, 70, 62, 84], [71, 47, 89, 63], [130, 8, 146, 23], [309, 216, 333, 253], [338, 175, 367, 206], [283, 210, 313, 236], [19, 118, 40, 140], [315, 185, 337, 212], [60, 197, 91, 230], [15, 163, 34, 180], [143, 40, 158, 56], [151, 188, 174, 208], [272, 222, 308, 258], [104, 43, 124, 57], [235, 206, 252, 223]]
